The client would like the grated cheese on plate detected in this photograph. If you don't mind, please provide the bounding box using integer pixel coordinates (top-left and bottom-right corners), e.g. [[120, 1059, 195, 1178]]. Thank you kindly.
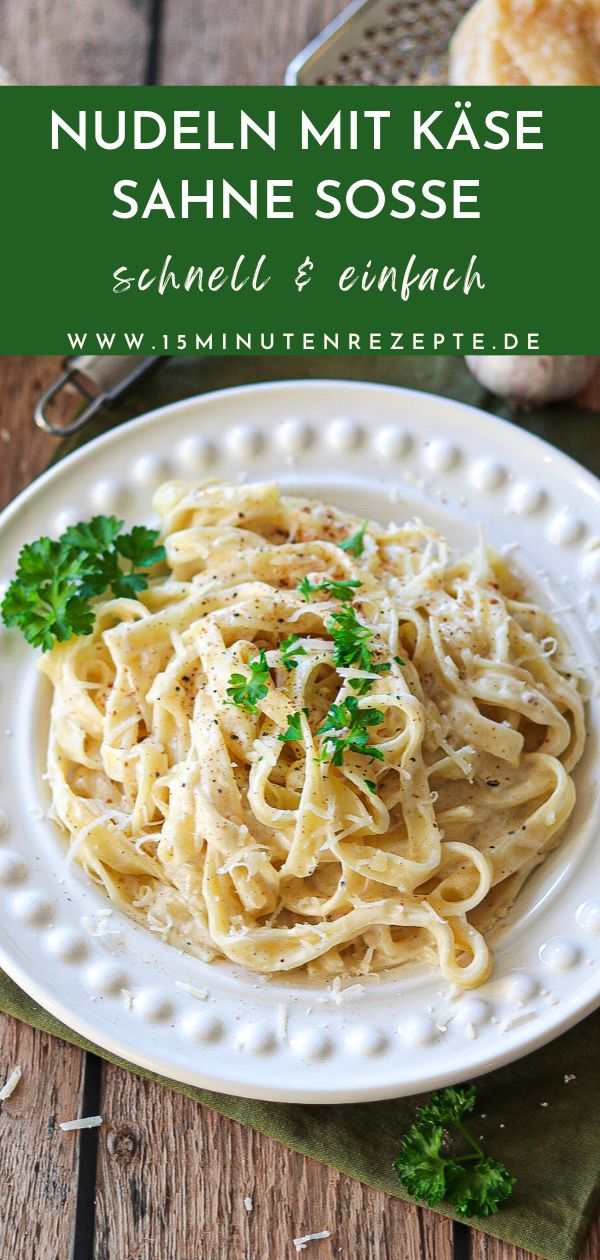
[[277, 1003, 288, 1041], [81, 914, 122, 940], [316, 977, 365, 1006], [499, 1011, 536, 1035], [175, 981, 209, 1001]]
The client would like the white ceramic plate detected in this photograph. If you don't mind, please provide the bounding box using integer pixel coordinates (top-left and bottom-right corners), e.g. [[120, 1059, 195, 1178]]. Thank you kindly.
[[1, 380, 599, 1104]]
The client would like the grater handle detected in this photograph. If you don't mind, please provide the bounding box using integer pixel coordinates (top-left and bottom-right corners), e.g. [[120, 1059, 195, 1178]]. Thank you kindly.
[[34, 355, 163, 437]]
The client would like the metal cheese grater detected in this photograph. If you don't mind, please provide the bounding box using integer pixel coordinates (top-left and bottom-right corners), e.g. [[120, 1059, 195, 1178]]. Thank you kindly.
[[285, 0, 473, 85], [34, 356, 162, 436]]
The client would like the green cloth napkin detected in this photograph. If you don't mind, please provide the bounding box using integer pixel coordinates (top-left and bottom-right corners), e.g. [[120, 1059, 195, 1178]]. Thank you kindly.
[[6, 355, 600, 1260]]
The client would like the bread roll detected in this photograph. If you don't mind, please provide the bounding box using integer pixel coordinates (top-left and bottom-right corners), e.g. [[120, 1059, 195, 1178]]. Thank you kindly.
[[449, 0, 600, 85]]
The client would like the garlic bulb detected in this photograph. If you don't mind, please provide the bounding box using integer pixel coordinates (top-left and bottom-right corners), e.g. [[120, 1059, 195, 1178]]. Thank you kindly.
[[465, 356, 597, 405]]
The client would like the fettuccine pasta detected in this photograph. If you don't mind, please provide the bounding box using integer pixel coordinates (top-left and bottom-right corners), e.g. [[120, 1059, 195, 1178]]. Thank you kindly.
[[41, 481, 585, 988]]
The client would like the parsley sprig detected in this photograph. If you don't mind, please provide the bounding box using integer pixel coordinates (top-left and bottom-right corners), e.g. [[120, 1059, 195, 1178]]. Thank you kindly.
[[394, 1086, 515, 1218], [348, 676, 380, 697], [279, 633, 307, 672], [327, 604, 375, 671], [326, 606, 406, 698], [298, 576, 363, 603], [278, 709, 308, 743], [1, 516, 165, 651], [338, 521, 368, 557], [226, 649, 271, 715], [317, 696, 384, 767]]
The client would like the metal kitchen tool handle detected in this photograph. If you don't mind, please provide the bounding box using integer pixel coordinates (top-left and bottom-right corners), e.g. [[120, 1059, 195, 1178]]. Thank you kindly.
[[34, 355, 163, 437], [285, 0, 472, 85]]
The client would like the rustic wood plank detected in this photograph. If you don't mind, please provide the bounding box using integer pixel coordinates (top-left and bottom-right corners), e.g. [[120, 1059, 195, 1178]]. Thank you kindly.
[[470, 1236, 535, 1259], [0, 0, 152, 86], [579, 1215, 600, 1259], [94, 1064, 453, 1260], [0, 1014, 85, 1260], [471, 1207, 600, 1260], [578, 361, 600, 410], [160, 0, 350, 85], [0, 357, 65, 511]]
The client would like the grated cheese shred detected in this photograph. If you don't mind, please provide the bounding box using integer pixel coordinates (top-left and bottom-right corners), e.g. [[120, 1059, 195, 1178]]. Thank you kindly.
[[59, 1115, 103, 1131], [175, 981, 209, 1001], [0, 1066, 22, 1101], [293, 1232, 332, 1252]]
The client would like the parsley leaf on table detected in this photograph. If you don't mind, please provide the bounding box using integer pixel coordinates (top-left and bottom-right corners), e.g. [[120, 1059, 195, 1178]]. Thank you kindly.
[[317, 695, 384, 767], [445, 1157, 515, 1218], [338, 520, 368, 557], [394, 1122, 448, 1206], [279, 633, 307, 672], [1, 517, 165, 652], [226, 650, 270, 715], [394, 1086, 515, 1218], [418, 1085, 477, 1127]]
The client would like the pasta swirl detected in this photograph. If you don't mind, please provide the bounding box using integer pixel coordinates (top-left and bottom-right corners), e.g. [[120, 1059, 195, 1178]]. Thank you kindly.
[[41, 481, 585, 988]]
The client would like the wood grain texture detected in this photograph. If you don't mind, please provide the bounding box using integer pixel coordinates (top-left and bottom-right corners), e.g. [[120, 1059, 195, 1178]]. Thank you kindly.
[[579, 364, 600, 411], [0, 0, 152, 85], [94, 1064, 453, 1260], [0, 357, 65, 511], [0, 1015, 85, 1260], [472, 1217, 600, 1260], [160, 0, 350, 84], [578, 1217, 600, 1259]]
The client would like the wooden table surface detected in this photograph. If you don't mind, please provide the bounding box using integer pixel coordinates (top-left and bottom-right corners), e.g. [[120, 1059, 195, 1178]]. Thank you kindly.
[[0, 8, 599, 1260]]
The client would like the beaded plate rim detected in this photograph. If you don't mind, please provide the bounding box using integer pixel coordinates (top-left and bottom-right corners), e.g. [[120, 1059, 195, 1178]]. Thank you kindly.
[[0, 378, 599, 1103]]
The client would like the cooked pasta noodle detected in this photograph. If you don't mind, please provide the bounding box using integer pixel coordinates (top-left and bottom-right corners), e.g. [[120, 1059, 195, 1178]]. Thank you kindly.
[[41, 481, 585, 988]]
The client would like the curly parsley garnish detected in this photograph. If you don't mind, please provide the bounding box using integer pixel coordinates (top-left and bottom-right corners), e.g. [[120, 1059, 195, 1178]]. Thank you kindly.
[[1, 516, 165, 652], [278, 710, 308, 743], [226, 649, 270, 715], [317, 696, 384, 767], [338, 520, 368, 557], [327, 604, 375, 671], [347, 677, 376, 697], [298, 576, 363, 603], [394, 1086, 515, 1218], [279, 633, 307, 672]]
